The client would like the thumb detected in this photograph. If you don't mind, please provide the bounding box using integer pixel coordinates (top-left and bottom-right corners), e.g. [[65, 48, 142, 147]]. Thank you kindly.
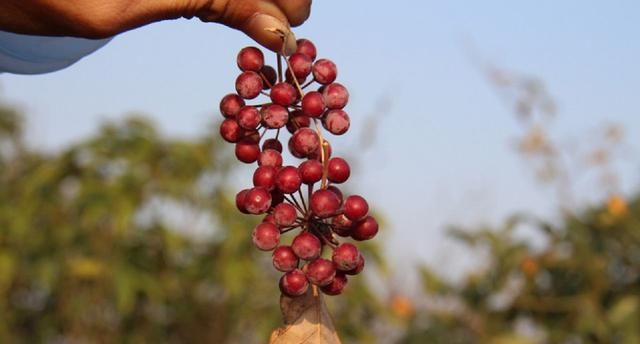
[[242, 13, 297, 55]]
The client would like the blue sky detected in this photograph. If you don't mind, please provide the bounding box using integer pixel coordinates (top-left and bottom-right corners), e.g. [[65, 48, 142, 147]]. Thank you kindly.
[[1, 1, 639, 284]]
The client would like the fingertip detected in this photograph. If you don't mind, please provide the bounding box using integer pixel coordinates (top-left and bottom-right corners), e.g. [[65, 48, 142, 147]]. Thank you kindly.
[[243, 13, 297, 55]]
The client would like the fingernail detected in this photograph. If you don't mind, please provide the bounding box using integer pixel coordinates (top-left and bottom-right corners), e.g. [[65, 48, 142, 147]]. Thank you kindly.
[[247, 14, 297, 55]]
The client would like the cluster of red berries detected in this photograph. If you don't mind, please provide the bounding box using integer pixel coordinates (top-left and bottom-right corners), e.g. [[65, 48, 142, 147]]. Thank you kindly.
[[218, 39, 378, 297]]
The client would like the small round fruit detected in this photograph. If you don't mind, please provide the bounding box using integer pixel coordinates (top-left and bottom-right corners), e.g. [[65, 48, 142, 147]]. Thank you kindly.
[[288, 53, 313, 78], [220, 118, 243, 143], [287, 113, 311, 134], [305, 258, 336, 286], [322, 83, 349, 110], [237, 46, 264, 71], [344, 195, 369, 221], [270, 82, 298, 106], [235, 141, 260, 163], [244, 187, 272, 214], [258, 149, 283, 168], [253, 165, 278, 190], [321, 272, 347, 296], [327, 157, 350, 183], [219, 94, 245, 118], [296, 39, 317, 61], [291, 128, 320, 157], [261, 104, 289, 129], [235, 71, 263, 99], [301, 91, 325, 117], [331, 214, 354, 237], [273, 246, 299, 272], [332, 243, 360, 271], [252, 222, 280, 250], [276, 166, 302, 194], [312, 59, 337, 85], [345, 255, 365, 275], [237, 106, 261, 130], [262, 138, 283, 153], [235, 189, 250, 214], [322, 109, 350, 135], [273, 203, 297, 226], [310, 189, 341, 218], [351, 216, 379, 241], [291, 232, 322, 260], [298, 159, 323, 185], [260, 65, 277, 89], [279, 269, 309, 297], [327, 185, 344, 205]]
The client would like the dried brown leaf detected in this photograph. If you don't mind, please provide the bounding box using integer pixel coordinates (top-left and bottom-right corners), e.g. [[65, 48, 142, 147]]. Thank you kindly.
[[269, 286, 341, 344]]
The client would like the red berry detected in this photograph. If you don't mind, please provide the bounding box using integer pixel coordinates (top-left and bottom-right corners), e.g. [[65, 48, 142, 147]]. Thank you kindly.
[[242, 130, 261, 144], [288, 53, 313, 78], [237, 46, 264, 72], [219, 94, 245, 118], [292, 232, 322, 260], [301, 91, 326, 117], [287, 112, 311, 134], [296, 39, 317, 61], [344, 195, 369, 221], [310, 189, 341, 218], [260, 65, 277, 89], [235, 71, 263, 99], [327, 185, 343, 205], [321, 272, 347, 295], [291, 128, 320, 157], [332, 243, 360, 271], [220, 118, 243, 143], [258, 149, 283, 168], [288, 137, 307, 159], [262, 138, 283, 153], [276, 166, 302, 194], [322, 83, 349, 110], [270, 82, 298, 106], [261, 104, 289, 129], [327, 157, 350, 183], [237, 106, 261, 130], [312, 59, 337, 84], [235, 189, 250, 214], [273, 203, 297, 226], [253, 165, 278, 190], [244, 187, 272, 214], [331, 214, 354, 237], [273, 246, 299, 272], [252, 222, 280, 250], [305, 258, 336, 286], [345, 255, 365, 275], [235, 141, 260, 163], [299, 160, 323, 185], [263, 213, 276, 224], [352, 216, 378, 241], [279, 269, 309, 297], [322, 109, 350, 135]]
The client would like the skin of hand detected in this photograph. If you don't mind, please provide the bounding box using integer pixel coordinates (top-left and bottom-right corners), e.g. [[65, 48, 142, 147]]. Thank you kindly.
[[0, 0, 311, 54]]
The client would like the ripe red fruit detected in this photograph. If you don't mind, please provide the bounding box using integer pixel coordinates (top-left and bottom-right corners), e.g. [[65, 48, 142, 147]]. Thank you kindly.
[[273, 203, 297, 226], [219, 94, 245, 118], [344, 195, 369, 221], [291, 232, 322, 260], [291, 128, 320, 157], [301, 91, 326, 117], [237, 46, 264, 72], [235, 141, 260, 163], [305, 258, 336, 286], [235, 189, 250, 214], [258, 149, 283, 168], [220, 118, 243, 143], [288, 53, 313, 78], [270, 82, 298, 106], [275, 166, 302, 194], [260, 65, 277, 89], [252, 222, 280, 250], [262, 138, 283, 153], [261, 104, 289, 129], [286, 113, 311, 134], [298, 160, 323, 185], [312, 59, 337, 84], [327, 157, 350, 183], [237, 106, 261, 130], [323, 109, 350, 135], [310, 189, 341, 218], [321, 272, 347, 295], [351, 215, 379, 241], [288, 137, 306, 159], [253, 165, 278, 190], [263, 213, 276, 224], [332, 243, 360, 271], [272, 246, 299, 272], [331, 214, 354, 237], [322, 83, 349, 110], [235, 71, 263, 99], [295, 39, 317, 61], [279, 269, 309, 297], [345, 255, 365, 275], [244, 187, 272, 214], [242, 130, 261, 144], [327, 185, 344, 205]]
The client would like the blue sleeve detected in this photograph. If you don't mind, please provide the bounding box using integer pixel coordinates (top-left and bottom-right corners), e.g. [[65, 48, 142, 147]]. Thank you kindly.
[[0, 31, 112, 74]]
